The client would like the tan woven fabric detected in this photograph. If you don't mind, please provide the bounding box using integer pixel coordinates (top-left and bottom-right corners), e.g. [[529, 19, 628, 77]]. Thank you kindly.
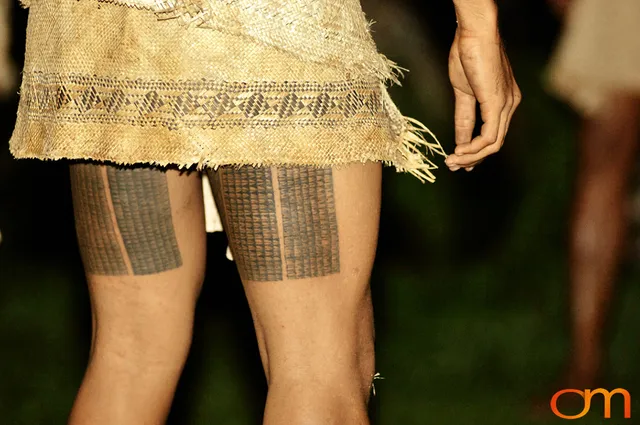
[[97, 0, 397, 83], [11, 0, 445, 182], [546, 0, 640, 115]]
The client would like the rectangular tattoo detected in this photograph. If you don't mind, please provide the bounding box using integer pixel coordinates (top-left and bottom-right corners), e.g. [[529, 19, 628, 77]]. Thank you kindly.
[[210, 167, 283, 281], [70, 164, 129, 275], [278, 167, 340, 279], [106, 167, 182, 275]]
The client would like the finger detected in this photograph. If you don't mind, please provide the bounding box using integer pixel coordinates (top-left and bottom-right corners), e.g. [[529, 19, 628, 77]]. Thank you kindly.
[[506, 84, 522, 132], [493, 84, 520, 154], [463, 159, 484, 171], [450, 161, 480, 172], [446, 142, 488, 169], [455, 85, 519, 170], [500, 55, 521, 138], [452, 98, 511, 168], [453, 88, 477, 147], [448, 142, 501, 168], [449, 157, 483, 172], [466, 158, 484, 169], [453, 99, 503, 156], [455, 47, 512, 157], [494, 99, 512, 151]]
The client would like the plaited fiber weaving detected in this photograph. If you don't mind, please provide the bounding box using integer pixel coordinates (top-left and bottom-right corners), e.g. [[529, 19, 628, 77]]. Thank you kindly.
[[11, 0, 446, 182]]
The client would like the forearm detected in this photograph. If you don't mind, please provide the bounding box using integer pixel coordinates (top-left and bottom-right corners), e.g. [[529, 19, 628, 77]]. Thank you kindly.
[[452, 0, 498, 34]]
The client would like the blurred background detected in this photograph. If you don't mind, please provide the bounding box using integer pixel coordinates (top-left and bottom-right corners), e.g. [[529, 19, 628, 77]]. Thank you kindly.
[[2, 0, 640, 424]]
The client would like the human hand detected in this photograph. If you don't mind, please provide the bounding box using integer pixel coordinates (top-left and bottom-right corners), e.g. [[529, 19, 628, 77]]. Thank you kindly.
[[445, 27, 521, 172]]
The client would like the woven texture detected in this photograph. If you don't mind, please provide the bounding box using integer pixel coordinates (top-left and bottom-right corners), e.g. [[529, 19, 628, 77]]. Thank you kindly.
[[546, 0, 640, 115], [100, 0, 396, 82], [11, 0, 445, 182]]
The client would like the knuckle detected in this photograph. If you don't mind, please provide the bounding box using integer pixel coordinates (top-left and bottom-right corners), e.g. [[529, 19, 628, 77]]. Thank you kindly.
[[513, 88, 523, 104]]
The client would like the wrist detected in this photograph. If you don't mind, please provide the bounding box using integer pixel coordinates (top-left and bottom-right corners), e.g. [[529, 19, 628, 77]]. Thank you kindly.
[[453, 0, 499, 36]]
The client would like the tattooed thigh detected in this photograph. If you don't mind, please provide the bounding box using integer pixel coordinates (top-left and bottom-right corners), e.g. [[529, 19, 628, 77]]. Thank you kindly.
[[70, 163, 183, 276], [208, 166, 340, 282]]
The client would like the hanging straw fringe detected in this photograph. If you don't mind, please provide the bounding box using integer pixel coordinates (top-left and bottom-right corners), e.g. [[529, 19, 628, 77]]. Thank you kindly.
[[15, 0, 447, 183], [396, 116, 447, 183], [381, 87, 446, 183], [371, 372, 385, 397]]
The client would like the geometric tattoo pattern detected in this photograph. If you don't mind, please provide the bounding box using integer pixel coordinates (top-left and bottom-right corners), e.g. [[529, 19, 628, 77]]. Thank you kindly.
[[70, 164, 182, 276], [209, 165, 340, 282], [209, 167, 283, 282], [278, 167, 340, 279], [106, 167, 183, 275], [71, 164, 129, 275]]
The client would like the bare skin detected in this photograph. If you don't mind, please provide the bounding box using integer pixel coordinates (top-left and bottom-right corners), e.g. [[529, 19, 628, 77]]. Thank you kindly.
[[208, 164, 380, 425], [67, 164, 206, 425], [64, 2, 519, 424], [68, 162, 379, 425], [446, 0, 522, 172]]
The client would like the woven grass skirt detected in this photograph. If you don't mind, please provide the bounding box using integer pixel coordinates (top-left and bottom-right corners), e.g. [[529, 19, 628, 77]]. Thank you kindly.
[[10, 0, 444, 184]]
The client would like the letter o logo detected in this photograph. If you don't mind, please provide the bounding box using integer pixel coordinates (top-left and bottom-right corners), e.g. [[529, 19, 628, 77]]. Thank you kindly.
[[550, 389, 591, 420]]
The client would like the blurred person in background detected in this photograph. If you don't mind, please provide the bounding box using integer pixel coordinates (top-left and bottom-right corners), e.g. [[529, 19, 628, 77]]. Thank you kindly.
[[0, 0, 17, 247], [7, 0, 519, 424], [0, 0, 16, 97], [545, 0, 640, 391]]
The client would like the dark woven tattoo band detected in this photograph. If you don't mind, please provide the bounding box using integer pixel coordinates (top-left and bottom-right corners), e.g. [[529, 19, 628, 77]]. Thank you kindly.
[[71, 164, 182, 276], [210, 166, 340, 282], [278, 167, 340, 279], [209, 167, 284, 281]]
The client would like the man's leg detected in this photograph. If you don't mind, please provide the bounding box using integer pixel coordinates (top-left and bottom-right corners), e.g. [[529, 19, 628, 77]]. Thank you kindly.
[[67, 163, 206, 425], [567, 95, 640, 388], [209, 162, 381, 425]]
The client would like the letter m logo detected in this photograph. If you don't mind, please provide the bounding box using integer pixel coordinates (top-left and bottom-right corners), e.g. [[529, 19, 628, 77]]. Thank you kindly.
[[588, 388, 631, 419]]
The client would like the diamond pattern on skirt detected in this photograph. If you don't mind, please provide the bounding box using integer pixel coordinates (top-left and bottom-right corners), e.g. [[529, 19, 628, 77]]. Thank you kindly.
[[23, 72, 385, 130]]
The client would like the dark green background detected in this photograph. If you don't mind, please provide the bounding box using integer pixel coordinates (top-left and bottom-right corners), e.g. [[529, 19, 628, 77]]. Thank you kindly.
[[1, 1, 639, 423]]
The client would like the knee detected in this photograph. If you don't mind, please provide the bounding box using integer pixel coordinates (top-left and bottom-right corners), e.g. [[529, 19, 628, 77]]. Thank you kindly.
[[267, 325, 376, 404], [89, 276, 203, 368], [264, 346, 375, 425]]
